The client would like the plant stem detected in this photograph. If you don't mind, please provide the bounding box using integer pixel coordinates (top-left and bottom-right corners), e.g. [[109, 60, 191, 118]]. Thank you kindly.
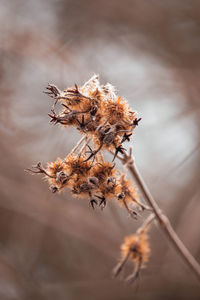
[[126, 155, 200, 281], [69, 136, 87, 155], [137, 213, 155, 235], [112, 251, 130, 278]]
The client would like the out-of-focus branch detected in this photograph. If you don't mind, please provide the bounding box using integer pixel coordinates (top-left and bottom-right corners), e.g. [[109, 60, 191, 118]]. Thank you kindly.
[[121, 149, 200, 282]]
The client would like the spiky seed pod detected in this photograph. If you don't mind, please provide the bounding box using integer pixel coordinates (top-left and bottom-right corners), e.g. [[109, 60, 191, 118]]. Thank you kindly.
[[90, 161, 117, 185], [71, 178, 98, 198], [64, 153, 92, 178], [46, 158, 71, 191], [103, 96, 134, 126], [113, 232, 150, 282], [121, 233, 150, 266], [117, 175, 138, 205], [46, 158, 64, 177]]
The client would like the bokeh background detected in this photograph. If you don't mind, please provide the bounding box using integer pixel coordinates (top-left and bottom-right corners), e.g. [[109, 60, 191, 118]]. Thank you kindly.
[[0, 0, 200, 299]]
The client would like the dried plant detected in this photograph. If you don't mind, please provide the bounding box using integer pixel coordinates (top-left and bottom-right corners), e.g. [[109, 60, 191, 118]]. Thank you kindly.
[[113, 214, 154, 283], [26, 75, 200, 283]]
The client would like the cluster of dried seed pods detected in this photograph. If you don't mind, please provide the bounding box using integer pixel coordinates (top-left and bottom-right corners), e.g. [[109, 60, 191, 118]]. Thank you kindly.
[[26, 75, 152, 282]]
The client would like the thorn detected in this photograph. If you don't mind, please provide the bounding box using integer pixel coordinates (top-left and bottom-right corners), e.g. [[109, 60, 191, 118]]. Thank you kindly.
[[125, 270, 140, 284], [133, 118, 142, 126], [121, 133, 132, 143], [96, 195, 106, 209], [112, 145, 126, 161], [90, 199, 98, 209], [84, 144, 103, 162], [75, 83, 79, 91]]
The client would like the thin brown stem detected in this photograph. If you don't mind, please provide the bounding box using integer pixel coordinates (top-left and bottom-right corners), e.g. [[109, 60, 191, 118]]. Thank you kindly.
[[125, 154, 200, 281], [80, 137, 91, 155], [137, 213, 155, 235], [69, 136, 87, 155], [122, 198, 137, 219], [129, 194, 152, 211], [112, 251, 130, 278]]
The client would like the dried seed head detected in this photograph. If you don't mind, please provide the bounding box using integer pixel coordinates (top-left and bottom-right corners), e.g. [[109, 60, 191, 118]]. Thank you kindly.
[[72, 178, 98, 198], [118, 175, 139, 204], [90, 161, 117, 184], [47, 158, 64, 176], [64, 153, 91, 177], [121, 233, 150, 265], [113, 231, 150, 283]]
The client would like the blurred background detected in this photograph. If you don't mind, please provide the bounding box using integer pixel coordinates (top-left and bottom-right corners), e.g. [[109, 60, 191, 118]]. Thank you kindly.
[[0, 0, 200, 299]]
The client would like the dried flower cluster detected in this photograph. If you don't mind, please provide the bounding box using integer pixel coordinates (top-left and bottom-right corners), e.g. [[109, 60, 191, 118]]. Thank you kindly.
[[27, 75, 145, 214], [46, 75, 140, 154], [26, 75, 152, 283]]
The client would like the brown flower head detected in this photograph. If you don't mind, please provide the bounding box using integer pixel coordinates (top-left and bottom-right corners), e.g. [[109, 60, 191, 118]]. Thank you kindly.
[[113, 231, 150, 283]]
